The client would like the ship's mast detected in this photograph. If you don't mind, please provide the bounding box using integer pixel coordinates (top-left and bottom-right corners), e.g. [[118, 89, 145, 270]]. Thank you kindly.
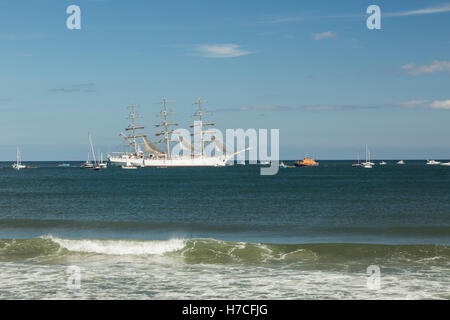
[[156, 98, 177, 160], [192, 98, 214, 158], [88, 132, 97, 164], [125, 104, 145, 156]]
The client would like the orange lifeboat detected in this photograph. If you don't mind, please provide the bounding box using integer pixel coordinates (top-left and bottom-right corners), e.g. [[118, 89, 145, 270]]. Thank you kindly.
[[294, 155, 319, 167]]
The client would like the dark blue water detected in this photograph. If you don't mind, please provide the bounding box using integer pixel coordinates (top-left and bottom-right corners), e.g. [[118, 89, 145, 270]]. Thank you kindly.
[[1, 161, 450, 299], [1, 161, 449, 244]]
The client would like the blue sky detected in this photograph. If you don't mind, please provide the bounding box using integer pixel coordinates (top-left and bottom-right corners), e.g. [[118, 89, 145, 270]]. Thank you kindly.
[[0, 0, 449, 160]]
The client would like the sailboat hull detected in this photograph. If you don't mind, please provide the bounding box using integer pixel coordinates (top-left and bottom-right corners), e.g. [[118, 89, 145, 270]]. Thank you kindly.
[[108, 155, 229, 167]]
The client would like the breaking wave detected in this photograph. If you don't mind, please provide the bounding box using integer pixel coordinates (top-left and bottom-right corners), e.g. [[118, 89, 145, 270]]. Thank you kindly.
[[1, 236, 449, 267]]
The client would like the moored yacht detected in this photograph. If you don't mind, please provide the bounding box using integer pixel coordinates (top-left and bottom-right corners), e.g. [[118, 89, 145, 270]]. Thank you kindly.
[[352, 152, 361, 167], [360, 144, 374, 168], [426, 160, 440, 165], [12, 147, 26, 170], [81, 133, 101, 170]]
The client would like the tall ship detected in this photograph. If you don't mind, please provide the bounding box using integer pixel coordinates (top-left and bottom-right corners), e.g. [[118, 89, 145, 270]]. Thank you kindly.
[[108, 99, 244, 167]]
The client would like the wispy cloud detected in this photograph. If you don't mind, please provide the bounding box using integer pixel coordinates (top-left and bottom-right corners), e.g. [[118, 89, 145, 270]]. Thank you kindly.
[[396, 100, 428, 108], [385, 4, 450, 17], [217, 100, 450, 113], [313, 31, 337, 41], [256, 13, 361, 25], [49, 83, 96, 93], [194, 44, 251, 58], [254, 4, 450, 25], [215, 105, 379, 112], [401, 60, 450, 75], [430, 100, 450, 110], [397, 99, 450, 110]]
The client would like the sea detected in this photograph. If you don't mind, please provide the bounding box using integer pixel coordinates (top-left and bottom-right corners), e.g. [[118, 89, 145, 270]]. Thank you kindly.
[[0, 161, 449, 299]]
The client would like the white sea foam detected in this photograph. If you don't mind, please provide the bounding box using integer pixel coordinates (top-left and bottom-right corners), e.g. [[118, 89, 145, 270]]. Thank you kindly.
[[43, 236, 186, 256]]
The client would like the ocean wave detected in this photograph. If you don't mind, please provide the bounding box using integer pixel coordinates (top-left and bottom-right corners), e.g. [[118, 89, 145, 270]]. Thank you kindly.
[[1, 237, 449, 267]]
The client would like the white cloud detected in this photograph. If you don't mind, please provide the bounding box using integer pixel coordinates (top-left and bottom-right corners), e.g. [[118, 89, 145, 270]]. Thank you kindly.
[[195, 44, 251, 58], [386, 4, 450, 17], [396, 100, 428, 108], [313, 31, 337, 40], [396, 99, 450, 110], [401, 60, 450, 75], [215, 105, 377, 112], [430, 100, 450, 110]]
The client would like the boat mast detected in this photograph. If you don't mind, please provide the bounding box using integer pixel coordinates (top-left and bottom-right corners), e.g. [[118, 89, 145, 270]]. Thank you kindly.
[[192, 98, 214, 158], [365, 144, 368, 163], [156, 98, 177, 160], [163, 99, 170, 159], [88, 133, 97, 164], [125, 104, 145, 156]]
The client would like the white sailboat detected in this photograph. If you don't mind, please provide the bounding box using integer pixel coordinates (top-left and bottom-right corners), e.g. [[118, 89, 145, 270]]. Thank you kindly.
[[352, 151, 361, 167], [99, 152, 108, 168], [397, 160, 405, 165], [12, 147, 26, 170], [80, 151, 94, 169], [108, 99, 246, 167], [361, 144, 374, 168], [81, 133, 100, 170]]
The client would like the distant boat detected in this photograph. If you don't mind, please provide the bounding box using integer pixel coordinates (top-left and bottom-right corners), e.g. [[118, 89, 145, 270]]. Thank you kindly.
[[362, 162, 373, 169], [295, 155, 319, 167], [122, 160, 138, 169], [426, 160, 440, 165], [80, 133, 101, 170], [12, 147, 26, 170], [99, 152, 107, 168], [260, 160, 270, 165], [440, 162, 450, 166], [58, 163, 70, 167], [122, 165, 138, 170], [352, 151, 361, 167], [397, 160, 405, 165], [379, 161, 387, 166], [279, 162, 294, 168], [361, 144, 374, 168]]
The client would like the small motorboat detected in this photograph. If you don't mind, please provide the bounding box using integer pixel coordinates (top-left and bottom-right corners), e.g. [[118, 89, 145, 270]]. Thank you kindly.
[[440, 162, 450, 166], [379, 161, 387, 166], [279, 162, 295, 168], [122, 165, 138, 170], [58, 163, 70, 167], [397, 160, 405, 165], [426, 160, 440, 165]]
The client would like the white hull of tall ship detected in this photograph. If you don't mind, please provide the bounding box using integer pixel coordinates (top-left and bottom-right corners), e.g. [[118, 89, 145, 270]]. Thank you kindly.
[[108, 154, 230, 167]]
